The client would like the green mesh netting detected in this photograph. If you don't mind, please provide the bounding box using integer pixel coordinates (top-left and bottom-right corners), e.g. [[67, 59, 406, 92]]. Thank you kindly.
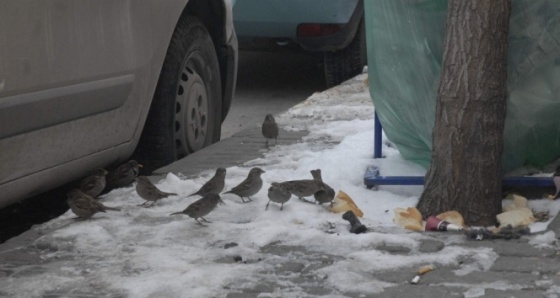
[[365, 0, 560, 173]]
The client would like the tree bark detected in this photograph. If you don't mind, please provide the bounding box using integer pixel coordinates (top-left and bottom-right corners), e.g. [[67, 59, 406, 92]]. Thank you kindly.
[[416, 0, 511, 226]]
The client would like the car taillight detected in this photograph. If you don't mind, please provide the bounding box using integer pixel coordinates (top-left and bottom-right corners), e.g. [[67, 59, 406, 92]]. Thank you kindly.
[[297, 24, 344, 37]]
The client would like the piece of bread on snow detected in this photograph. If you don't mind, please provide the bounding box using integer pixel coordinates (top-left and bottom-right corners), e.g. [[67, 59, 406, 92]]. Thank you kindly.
[[502, 193, 528, 212], [329, 190, 363, 217], [393, 207, 423, 231], [436, 210, 465, 228], [497, 207, 535, 227]]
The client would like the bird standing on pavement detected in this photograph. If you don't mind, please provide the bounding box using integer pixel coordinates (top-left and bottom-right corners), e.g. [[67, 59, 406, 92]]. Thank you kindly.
[[107, 160, 142, 189], [266, 182, 291, 211], [274, 179, 325, 203], [170, 193, 224, 226], [223, 167, 265, 203], [310, 169, 336, 206], [187, 167, 227, 197], [262, 114, 279, 146], [135, 176, 177, 207], [67, 189, 120, 219], [80, 168, 109, 198]]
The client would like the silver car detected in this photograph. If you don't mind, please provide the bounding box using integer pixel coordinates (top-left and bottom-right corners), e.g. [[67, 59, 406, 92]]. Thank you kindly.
[[0, 0, 238, 208]]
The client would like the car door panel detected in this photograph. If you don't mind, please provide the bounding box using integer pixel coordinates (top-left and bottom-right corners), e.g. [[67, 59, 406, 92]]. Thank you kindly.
[[0, 0, 185, 195]]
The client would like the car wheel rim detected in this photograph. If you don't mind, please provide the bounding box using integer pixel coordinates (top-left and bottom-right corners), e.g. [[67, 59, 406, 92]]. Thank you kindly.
[[175, 58, 209, 158]]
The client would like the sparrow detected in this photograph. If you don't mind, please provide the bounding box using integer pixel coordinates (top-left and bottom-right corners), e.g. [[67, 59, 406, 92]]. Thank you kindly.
[[170, 193, 224, 226], [275, 179, 325, 203], [223, 167, 265, 203], [266, 182, 291, 211], [135, 176, 177, 207], [67, 189, 120, 219], [553, 165, 560, 200], [107, 160, 143, 189], [187, 167, 227, 197], [79, 168, 109, 198], [310, 169, 336, 206], [262, 114, 279, 146]]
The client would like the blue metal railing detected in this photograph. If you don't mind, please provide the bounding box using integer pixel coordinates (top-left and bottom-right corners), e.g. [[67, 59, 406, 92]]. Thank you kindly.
[[364, 112, 554, 188]]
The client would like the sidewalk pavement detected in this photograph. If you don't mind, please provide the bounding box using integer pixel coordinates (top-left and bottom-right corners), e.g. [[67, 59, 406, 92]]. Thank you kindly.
[[1, 74, 559, 298]]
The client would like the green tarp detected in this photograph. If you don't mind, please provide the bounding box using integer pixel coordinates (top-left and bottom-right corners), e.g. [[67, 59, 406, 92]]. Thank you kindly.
[[365, 0, 560, 173]]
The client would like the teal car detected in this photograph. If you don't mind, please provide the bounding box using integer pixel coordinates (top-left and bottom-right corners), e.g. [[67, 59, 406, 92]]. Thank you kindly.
[[233, 0, 365, 87]]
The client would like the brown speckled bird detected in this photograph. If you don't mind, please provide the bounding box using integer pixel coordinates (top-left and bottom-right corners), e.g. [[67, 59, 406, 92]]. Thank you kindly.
[[310, 169, 336, 206], [135, 176, 177, 207], [107, 160, 142, 189], [170, 193, 224, 226], [223, 167, 265, 203], [266, 182, 291, 211], [275, 179, 325, 203], [187, 167, 227, 197], [67, 189, 120, 219], [80, 169, 109, 198], [262, 114, 279, 146]]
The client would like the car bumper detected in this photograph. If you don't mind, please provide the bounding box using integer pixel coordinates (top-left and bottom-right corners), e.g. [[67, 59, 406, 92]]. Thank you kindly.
[[297, 0, 364, 52], [234, 0, 362, 52]]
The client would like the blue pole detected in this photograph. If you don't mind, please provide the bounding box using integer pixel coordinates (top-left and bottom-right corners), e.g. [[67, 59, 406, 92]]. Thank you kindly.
[[374, 112, 382, 158]]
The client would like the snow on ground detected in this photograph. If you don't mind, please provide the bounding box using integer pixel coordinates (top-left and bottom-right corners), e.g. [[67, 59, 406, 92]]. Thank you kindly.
[[2, 74, 559, 297]]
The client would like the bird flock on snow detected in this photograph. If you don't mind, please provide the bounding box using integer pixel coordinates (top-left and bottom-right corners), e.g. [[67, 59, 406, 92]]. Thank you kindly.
[[66, 114, 336, 226]]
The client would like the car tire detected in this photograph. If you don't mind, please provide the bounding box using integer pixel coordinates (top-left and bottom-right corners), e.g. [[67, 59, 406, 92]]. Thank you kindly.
[[135, 16, 222, 173], [323, 17, 367, 88]]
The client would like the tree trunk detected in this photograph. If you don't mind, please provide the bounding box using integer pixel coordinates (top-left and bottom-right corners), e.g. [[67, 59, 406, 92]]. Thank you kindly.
[[416, 0, 511, 226]]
